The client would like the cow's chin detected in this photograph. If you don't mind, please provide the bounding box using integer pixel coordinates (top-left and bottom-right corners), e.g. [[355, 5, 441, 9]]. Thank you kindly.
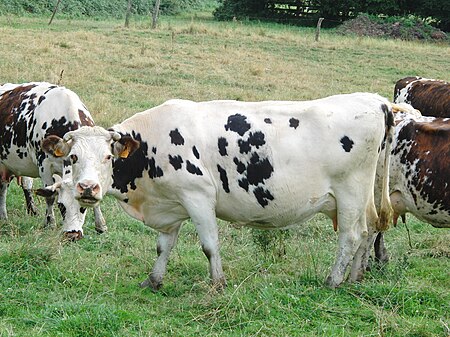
[[77, 196, 101, 207]]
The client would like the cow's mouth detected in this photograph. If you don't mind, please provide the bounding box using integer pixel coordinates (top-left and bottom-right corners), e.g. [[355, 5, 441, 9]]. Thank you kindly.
[[77, 196, 100, 206]]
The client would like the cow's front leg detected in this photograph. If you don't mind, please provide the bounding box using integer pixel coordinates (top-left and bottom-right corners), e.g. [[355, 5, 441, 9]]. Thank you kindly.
[[191, 214, 226, 289], [20, 177, 38, 215], [0, 181, 8, 220], [44, 194, 56, 227], [140, 224, 181, 291], [93, 206, 107, 233]]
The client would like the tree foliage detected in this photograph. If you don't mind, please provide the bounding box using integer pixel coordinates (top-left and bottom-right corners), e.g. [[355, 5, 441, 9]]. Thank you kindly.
[[0, 0, 217, 18], [214, 0, 449, 31]]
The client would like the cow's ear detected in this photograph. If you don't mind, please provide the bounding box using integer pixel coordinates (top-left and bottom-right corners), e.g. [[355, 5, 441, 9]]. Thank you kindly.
[[41, 135, 71, 157], [35, 175, 63, 197], [112, 136, 140, 159]]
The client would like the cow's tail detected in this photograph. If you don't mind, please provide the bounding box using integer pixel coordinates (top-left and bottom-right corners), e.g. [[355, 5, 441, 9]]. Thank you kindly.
[[377, 104, 395, 232]]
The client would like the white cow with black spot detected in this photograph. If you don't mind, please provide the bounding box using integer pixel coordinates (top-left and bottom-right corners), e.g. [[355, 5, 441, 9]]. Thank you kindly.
[[41, 93, 395, 289]]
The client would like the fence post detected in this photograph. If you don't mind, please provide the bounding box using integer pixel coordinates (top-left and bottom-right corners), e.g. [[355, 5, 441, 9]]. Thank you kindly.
[[48, 0, 62, 25], [315, 17, 324, 42], [125, 0, 132, 28]]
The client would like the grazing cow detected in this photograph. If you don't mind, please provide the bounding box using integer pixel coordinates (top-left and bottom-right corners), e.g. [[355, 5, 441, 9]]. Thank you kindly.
[[394, 76, 450, 118], [0, 82, 105, 238], [373, 77, 450, 263], [41, 93, 394, 289]]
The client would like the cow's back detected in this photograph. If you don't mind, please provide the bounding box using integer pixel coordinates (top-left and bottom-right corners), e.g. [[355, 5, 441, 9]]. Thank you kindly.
[[394, 77, 450, 118], [0, 82, 94, 177]]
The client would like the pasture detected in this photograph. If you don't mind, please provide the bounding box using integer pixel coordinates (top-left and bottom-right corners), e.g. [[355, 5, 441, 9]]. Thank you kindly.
[[1, 13, 449, 336]]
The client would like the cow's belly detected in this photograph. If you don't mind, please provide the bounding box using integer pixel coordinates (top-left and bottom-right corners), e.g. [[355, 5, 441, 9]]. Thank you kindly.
[[118, 184, 337, 232], [118, 194, 191, 233], [216, 191, 336, 229], [393, 191, 450, 228], [0, 155, 39, 177]]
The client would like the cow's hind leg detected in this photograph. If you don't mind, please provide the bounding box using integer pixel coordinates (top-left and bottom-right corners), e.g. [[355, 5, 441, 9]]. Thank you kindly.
[[349, 204, 378, 282], [93, 206, 107, 233], [325, 207, 367, 288], [140, 223, 181, 291], [0, 181, 9, 220], [374, 232, 389, 264]]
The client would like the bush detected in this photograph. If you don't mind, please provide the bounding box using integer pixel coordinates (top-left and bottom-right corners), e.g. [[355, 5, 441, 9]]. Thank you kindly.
[[336, 13, 448, 41]]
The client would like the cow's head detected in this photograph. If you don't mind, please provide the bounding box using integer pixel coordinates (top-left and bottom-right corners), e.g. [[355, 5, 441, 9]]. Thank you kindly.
[[36, 174, 87, 240], [41, 126, 140, 207]]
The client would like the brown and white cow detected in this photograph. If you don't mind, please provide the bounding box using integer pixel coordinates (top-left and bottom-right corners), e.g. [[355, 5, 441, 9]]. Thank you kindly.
[[394, 76, 450, 118], [373, 77, 450, 263], [0, 82, 106, 238], [41, 93, 395, 289]]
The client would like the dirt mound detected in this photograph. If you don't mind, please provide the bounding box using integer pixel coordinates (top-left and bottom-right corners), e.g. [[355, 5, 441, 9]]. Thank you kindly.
[[337, 14, 448, 41]]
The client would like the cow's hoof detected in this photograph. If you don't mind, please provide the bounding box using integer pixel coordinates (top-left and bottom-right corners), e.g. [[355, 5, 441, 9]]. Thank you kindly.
[[324, 276, 340, 289], [95, 225, 108, 234], [63, 230, 83, 241], [211, 277, 227, 292], [139, 277, 162, 291]]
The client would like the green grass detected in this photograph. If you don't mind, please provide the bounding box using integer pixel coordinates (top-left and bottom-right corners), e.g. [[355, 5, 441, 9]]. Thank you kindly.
[[0, 14, 449, 337]]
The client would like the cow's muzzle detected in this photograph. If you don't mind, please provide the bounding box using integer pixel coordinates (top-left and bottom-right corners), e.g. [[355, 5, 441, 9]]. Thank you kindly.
[[76, 181, 101, 206], [64, 230, 83, 241]]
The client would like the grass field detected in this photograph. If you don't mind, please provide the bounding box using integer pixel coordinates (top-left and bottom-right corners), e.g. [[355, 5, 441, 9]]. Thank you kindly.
[[0, 14, 449, 336]]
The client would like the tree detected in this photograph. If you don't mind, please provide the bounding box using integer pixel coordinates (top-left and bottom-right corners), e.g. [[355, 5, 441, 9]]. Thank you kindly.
[[152, 0, 161, 29]]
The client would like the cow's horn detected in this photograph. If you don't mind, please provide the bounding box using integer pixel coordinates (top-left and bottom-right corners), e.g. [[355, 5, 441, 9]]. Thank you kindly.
[[63, 132, 73, 142], [111, 131, 121, 141]]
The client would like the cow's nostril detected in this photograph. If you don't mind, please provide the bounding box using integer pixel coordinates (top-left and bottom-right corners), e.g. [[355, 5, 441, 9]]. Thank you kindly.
[[76, 183, 84, 193], [92, 184, 100, 194]]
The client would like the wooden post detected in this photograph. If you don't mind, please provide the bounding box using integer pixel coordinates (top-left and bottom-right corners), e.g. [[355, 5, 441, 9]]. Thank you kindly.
[[48, 0, 62, 25], [315, 17, 324, 42], [125, 0, 132, 28], [152, 0, 161, 29]]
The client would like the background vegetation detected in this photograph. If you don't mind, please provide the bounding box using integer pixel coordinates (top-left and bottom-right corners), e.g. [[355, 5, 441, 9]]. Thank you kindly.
[[0, 11, 449, 337], [214, 0, 450, 31], [0, 0, 219, 17]]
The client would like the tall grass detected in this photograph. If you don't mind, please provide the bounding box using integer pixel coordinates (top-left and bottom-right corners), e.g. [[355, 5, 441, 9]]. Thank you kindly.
[[0, 14, 449, 336]]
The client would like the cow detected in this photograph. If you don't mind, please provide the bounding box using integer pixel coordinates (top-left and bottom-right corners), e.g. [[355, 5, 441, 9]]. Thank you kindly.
[[40, 93, 395, 289], [372, 77, 450, 263], [394, 76, 450, 118], [0, 82, 106, 239]]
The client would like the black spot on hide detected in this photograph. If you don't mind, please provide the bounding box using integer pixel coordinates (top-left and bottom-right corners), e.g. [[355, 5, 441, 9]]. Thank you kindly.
[[340, 136, 354, 152], [289, 118, 299, 129], [169, 154, 183, 170], [186, 160, 203, 176], [218, 137, 228, 156], [217, 165, 230, 193], [192, 146, 200, 159], [169, 128, 185, 146], [224, 114, 251, 136]]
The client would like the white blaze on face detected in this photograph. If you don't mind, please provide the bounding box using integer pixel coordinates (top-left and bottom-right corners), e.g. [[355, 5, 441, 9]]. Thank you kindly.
[[65, 126, 115, 207]]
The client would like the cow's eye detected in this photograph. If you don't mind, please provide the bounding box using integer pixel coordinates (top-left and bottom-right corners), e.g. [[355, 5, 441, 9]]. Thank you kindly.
[[70, 154, 78, 164], [105, 155, 112, 161]]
